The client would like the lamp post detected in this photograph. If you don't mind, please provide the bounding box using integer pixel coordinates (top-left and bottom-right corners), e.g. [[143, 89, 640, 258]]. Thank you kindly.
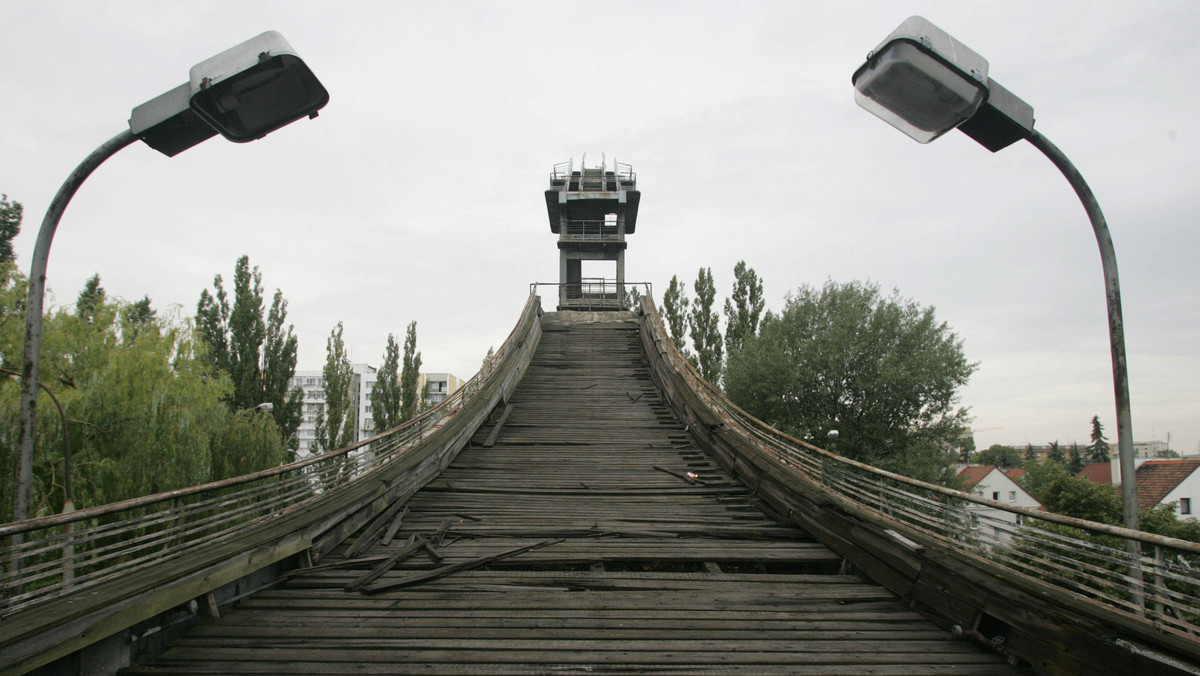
[[13, 31, 329, 526], [851, 16, 1138, 534]]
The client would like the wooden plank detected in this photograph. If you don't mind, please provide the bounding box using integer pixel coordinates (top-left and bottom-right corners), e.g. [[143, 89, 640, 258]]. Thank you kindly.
[[482, 404, 514, 448]]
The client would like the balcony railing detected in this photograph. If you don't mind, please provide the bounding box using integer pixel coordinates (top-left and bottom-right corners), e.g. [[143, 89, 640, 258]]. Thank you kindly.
[[557, 220, 625, 242]]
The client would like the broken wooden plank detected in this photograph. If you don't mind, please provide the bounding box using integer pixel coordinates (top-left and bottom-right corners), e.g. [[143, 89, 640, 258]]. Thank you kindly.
[[361, 539, 565, 594]]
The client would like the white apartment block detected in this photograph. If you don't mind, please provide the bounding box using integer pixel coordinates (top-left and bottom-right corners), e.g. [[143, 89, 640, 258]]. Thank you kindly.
[[290, 368, 464, 458], [291, 364, 377, 459], [419, 372, 465, 408]]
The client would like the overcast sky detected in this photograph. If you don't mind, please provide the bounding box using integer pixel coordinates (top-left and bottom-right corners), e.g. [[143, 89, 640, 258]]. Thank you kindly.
[[3, 1, 1197, 455]]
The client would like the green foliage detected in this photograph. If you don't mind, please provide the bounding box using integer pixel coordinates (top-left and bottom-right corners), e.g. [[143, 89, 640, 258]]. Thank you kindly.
[[623, 285, 643, 311], [0, 270, 292, 521], [228, 257, 265, 411], [723, 260, 764, 359], [263, 290, 302, 456], [1047, 440, 1065, 465], [1141, 503, 1200, 543], [373, 333, 401, 432], [1088, 415, 1111, 462], [1, 194, 23, 265], [1024, 443, 1039, 464], [725, 279, 975, 482], [1019, 461, 1122, 523], [210, 408, 286, 481], [400, 321, 422, 421], [661, 275, 691, 361], [195, 256, 301, 451], [1068, 442, 1085, 475], [0, 262, 28, 370], [76, 274, 106, 325], [315, 321, 356, 453], [688, 267, 723, 383], [979, 444, 1022, 469], [120, 296, 157, 343]]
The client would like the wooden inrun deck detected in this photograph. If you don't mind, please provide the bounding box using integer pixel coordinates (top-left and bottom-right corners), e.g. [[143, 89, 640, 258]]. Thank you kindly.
[[124, 316, 1018, 675]]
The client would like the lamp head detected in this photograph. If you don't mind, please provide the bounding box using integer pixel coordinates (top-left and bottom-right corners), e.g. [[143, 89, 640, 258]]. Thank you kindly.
[[130, 31, 329, 156], [852, 16, 1034, 151], [189, 31, 329, 142]]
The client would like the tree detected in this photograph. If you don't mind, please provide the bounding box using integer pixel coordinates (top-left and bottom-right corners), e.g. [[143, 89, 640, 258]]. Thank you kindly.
[[373, 333, 401, 432], [1047, 440, 1065, 465], [1018, 461, 1122, 524], [624, 285, 643, 311], [314, 321, 356, 453], [1069, 442, 1085, 475], [196, 256, 302, 450], [400, 321, 422, 421], [979, 444, 1021, 469], [263, 290, 302, 456], [661, 275, 691, 361], [1088, 415, 1111, 462], [688, 267, 723, 383], [76, 274, 106, 325], [120, 296, 157, 343], [725, 280, 976, 482], [723, 260, 764, 358], [0, 194, 22, 265], [1024, 443, 1039, 465], [227, 256, 266, 411]]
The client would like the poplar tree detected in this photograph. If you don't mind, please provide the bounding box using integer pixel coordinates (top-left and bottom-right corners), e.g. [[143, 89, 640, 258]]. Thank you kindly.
[[196, 256, 302, 451], [400, 321, 422, 421], [689, 267, 723, 383], [372, 333, 401, 432], [723, 260, 764, 358], [314, 321, 356, 453], [263, 291, 302, 455], [662, 275, 692, 361]]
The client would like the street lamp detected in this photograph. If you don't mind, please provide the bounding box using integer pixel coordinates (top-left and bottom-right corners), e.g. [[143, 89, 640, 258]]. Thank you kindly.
[[14, 31, 328, 525], [851, 16, 1138, 532]]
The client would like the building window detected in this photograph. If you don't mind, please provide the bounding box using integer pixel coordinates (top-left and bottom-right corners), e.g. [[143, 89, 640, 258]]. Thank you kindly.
[[1181, 498, 1192, 516], [1009, 491, 1017, 503], [992, 491, 1000, 501]]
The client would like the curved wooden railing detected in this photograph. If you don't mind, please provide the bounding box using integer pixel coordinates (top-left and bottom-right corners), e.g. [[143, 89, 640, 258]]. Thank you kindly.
[[0, 292, 544, 674], [636, 295, 1200, 674]]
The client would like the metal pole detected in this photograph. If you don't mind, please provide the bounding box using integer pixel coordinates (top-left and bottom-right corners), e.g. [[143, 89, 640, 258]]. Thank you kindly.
[[1026, 129, 1144, 611], [14, 129, 137, 523], [1025, 130, 1137, 531]]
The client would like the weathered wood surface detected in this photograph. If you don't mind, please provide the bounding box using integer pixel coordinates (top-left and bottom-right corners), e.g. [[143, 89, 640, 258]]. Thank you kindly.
[[123, 314, 1015, 675]]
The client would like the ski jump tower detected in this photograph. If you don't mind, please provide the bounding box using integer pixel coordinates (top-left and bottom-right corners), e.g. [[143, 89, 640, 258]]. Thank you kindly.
[[545, 157, 641, 311]]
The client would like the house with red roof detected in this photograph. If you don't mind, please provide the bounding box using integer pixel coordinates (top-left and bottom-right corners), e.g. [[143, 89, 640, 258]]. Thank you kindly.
[[956, 466, 1043, 544], [1134, 459, 1200, 517]]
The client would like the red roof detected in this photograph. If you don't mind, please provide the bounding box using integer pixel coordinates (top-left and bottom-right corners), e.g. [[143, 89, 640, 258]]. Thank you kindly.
[[1077, 462, 1113, 485], [1006, 469, 1026, 480], [1135, 459, 1200, 511], [957, 465, 996, 488]]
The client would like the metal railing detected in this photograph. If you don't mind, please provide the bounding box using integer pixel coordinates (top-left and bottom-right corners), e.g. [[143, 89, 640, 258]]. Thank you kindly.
[[557, 220, 625, 242], [548, 158, 636, 192], [639, 296, 1200, 642], [0, 292, 541, 619], [533, 281, 651, 312]]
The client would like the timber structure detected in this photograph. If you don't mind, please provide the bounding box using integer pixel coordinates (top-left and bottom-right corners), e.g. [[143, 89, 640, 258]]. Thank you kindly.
[[3, 162, 1200, 674]]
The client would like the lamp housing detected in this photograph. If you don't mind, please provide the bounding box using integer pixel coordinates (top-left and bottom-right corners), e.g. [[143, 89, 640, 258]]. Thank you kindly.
[[188, 30, 329, 143], [853, 16, 1034, 151], [129, 83, 218, 157], [853, 16, 990, 144]]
